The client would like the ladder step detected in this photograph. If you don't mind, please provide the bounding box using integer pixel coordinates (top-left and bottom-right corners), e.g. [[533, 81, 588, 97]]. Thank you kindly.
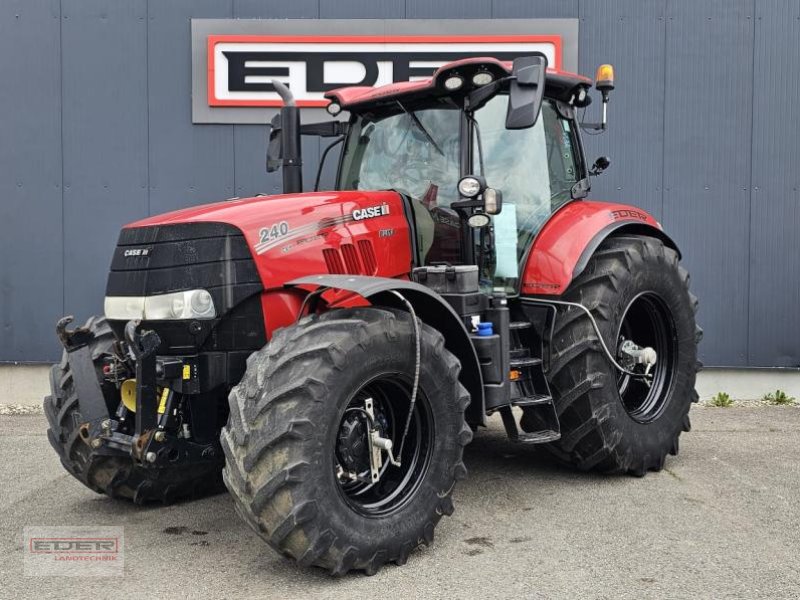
[[512, 394, 553, 408], [509, 321, 531, 330], [512, 430, 561, 444], [510, 356, 542, 369], [509, 348, 529, 359]]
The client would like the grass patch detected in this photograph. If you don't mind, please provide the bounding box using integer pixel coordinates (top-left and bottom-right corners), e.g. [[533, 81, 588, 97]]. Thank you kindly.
[[763, 389, 796, 406], [709, 392, 733, 407]]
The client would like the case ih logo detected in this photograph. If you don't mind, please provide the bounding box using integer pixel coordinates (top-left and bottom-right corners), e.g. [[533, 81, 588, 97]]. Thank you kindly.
[[208, 35, 562, 107]]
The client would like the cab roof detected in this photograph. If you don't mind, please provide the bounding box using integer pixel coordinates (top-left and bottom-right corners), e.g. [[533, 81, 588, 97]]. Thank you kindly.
[[324, 56, 593, 112]]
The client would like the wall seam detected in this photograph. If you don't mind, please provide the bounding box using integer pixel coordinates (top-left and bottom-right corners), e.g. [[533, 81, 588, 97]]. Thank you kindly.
[[146, 0, 151, 215], [231, 0, 236, 196], [59, 0, 65, 318], [745, 0, 757, 364], [660, 0, 668, 222]]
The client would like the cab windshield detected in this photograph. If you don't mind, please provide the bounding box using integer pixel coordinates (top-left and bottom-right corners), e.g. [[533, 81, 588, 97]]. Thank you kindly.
[[337, 96, 581, 290], [338, 106, 461, 207]]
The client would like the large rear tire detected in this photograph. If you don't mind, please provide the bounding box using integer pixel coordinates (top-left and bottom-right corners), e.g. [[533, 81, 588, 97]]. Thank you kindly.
[[222, 307, 471, 575], [523, 236, 701, 475], [44, 316, 225, 504]]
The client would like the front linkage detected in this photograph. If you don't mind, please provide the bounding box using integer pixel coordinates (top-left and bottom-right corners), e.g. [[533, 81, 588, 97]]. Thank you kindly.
[[55, 316, 219, 473]]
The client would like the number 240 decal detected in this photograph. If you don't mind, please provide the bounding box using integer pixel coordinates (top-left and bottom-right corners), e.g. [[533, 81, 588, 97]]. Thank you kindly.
[[259, 221, 290, 244]]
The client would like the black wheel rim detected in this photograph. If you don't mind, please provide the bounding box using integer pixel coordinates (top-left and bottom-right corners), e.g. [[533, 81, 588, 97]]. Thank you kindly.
[[333, 373, 433, 517], [616, 292, 678, 423]]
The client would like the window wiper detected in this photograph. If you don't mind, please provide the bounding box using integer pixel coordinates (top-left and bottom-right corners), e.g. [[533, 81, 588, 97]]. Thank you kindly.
[[397, 101, 444, 156]]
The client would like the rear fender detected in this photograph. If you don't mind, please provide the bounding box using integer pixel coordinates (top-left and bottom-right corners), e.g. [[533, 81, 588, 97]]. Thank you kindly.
[[520, 201, 679, 296], [287, 275, 485, 426]]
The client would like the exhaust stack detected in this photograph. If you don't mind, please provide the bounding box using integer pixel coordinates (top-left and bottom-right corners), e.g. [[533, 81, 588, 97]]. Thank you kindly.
[[271, 80, 303, 194]]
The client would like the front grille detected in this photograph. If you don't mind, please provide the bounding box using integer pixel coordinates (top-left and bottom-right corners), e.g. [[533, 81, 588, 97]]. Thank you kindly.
[[106, 222, 262, 314], [105, 222, 266, 354]]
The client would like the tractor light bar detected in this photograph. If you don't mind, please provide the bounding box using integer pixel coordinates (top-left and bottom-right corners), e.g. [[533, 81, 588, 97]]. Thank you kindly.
[[104, 289, 216, 321]]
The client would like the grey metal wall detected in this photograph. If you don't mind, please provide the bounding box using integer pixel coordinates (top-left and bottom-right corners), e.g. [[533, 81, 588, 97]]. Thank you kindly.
[[1, 0, 798, 367]]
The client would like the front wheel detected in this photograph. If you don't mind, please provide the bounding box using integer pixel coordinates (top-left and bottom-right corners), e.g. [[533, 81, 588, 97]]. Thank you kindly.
[[524, 235, 701, 475], [221, 307, 471, 575]]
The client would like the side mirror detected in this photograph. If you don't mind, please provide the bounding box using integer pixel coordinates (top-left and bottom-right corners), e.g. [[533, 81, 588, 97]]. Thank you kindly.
[[266, 113, 282, 173], [506, 54, 547, 130], [589, 156, 611, 176]]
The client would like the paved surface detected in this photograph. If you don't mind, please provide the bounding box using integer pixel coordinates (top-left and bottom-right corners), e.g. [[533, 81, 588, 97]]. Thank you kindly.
[[1, 407, 799, 599]]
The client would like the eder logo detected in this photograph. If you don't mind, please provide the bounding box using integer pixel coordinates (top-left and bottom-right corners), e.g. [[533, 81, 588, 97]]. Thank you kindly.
[[207, 35, 562, 107]]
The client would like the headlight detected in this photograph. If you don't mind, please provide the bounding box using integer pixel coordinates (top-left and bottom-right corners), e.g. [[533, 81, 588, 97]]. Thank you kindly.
[[326, 101, 342, 116], [472, 72, 494, 86], [457, 175, 485, 198], [443, 75, 464, 91], [104, 296, 145, 320], [104, 289, 217, 321]]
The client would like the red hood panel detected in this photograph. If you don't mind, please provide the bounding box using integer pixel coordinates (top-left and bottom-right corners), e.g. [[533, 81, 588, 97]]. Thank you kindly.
[[126, 190, 413, 290]]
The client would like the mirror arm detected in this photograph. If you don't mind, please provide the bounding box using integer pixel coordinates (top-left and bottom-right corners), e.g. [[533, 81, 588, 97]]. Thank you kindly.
[[300, 121, 349, 137], [580, 91, 611, 132]]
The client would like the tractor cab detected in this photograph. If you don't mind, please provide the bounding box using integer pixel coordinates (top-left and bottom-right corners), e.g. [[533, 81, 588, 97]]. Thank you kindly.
[[270, 55, 602, 293]]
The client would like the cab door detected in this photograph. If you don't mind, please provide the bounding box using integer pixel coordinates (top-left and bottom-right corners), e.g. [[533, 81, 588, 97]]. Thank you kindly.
[[472, 95, 583, 292]]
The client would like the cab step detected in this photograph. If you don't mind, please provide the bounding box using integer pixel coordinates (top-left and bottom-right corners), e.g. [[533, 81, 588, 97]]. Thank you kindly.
[[512, 393, 552, 407], [509, 321, 531, 330], [509, 347, 530, 359], [498, 406, 561, 444], [510, 356, 542, 369], [513, 430, 561, 444]]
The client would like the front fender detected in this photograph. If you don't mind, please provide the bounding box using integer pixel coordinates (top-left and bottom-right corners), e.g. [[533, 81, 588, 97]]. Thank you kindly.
[[520, 201, 679, 296], [287, 275, 485, 426]]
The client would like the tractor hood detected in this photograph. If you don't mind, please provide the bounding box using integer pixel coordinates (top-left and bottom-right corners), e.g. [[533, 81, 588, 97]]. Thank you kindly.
[[117, 190, 414, 292]]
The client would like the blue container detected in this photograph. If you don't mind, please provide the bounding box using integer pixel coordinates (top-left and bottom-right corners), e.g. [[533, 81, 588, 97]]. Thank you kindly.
[[477, 322, 494, 337]]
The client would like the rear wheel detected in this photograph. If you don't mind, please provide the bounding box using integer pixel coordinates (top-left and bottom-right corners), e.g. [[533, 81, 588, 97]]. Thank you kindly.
[[524, 236, 701, 475], [222, 307, 471, 575]]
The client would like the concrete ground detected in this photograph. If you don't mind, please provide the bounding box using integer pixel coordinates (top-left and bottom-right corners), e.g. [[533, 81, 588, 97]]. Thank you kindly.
[[1, 407, 799, 599]]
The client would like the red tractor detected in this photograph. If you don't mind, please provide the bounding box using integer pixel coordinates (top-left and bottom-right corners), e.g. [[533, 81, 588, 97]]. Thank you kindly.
[[46, 55, 700, 575]]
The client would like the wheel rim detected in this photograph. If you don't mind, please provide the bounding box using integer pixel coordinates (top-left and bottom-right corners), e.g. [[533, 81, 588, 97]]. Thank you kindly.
[[616, 292, 678, 423], [333, 374, 433, 517]]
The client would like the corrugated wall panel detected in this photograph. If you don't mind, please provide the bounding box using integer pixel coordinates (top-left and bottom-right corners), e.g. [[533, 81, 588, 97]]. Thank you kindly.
[[321, 1, 404, 19], [492, 0, 579, 18], [405, 0, 490, 19], [147, 0, 235, 216], [0, 0, 63, 361], [233, 0, 319, 19], [61, 0, 150, 331], [579, 0, 667, 221], [661, 0, 755, 366], [2, 1, 798, 366], [748, 0, 800, 367]]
